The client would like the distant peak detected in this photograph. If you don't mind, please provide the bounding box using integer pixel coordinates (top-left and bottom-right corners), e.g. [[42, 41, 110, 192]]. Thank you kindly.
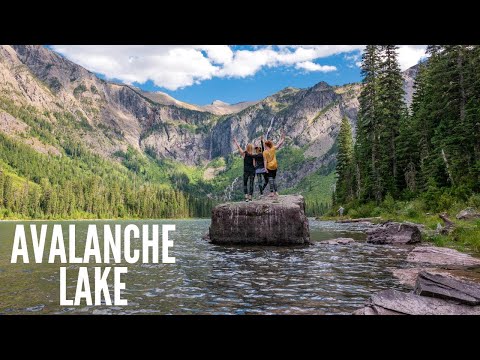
[[212, 100, 229, 106], [312, 81, 331, 89]]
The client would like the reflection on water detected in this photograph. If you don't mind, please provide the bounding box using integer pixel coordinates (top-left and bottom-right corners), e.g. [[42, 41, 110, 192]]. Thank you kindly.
[[0, 219, 410, 315]]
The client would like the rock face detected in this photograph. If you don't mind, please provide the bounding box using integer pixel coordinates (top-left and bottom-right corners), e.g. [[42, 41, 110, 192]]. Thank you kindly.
[[208, 195, 310, 245], [407, 246, 480, 267], [415, 271, 480, 305], [403, 63, 420, 109], [366, 222, 422, 245], [456, 207, 480, 220]]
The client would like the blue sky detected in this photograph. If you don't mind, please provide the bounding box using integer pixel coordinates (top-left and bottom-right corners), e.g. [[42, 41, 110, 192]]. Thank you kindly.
[[49, 45, 426, 105]]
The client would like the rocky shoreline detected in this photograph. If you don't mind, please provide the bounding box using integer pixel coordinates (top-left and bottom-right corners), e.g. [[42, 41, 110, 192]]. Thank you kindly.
[[326, 219, 480, 315]]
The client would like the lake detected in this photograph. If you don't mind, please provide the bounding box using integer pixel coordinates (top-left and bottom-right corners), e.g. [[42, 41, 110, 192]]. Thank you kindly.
[[0, 219, 410, 314]]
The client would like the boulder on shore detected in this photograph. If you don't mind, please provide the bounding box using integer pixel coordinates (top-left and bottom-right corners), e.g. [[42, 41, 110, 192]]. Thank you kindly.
[[390, 267, 480, 289], [366, 221, 421, 245], [456, 207, 480, 220], [414, 271, 480, 305], [208, 195, 310, 245], [356, 289, 480, 315], [407, 246, 480, 267]]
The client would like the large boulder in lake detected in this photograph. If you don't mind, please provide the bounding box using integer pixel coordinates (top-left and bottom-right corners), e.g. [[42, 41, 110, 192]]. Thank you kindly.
[[366, 221, 421, 245], [208, 195, 310, 245]]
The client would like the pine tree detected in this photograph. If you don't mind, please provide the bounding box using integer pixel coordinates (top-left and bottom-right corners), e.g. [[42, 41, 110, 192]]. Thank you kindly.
[[355, 45, 382, 202], [377, 45, 406, 197], [335, 117, 354, 204], [0, 171, 4, 206], [3, 175, 13, 209]]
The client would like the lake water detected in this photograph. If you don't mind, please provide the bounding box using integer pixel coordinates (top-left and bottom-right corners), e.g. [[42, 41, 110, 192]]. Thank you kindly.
[[0, 219, 411, 315]]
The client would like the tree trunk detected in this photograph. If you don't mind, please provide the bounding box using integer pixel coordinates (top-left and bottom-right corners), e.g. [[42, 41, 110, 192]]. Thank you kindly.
[[441, 148, 455, 186]]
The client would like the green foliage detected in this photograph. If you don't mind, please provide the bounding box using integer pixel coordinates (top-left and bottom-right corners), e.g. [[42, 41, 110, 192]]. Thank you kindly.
[[0, 96, 57, 145], [284, 168, 335, 213], [0, 132, 211, 219], [276, 146, 307, 172], [209, 157, 226, 168], [335, 117, 354, 204]]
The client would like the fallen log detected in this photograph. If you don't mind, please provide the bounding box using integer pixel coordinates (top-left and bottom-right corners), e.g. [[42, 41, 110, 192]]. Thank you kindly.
[[439, 213, 455, 234]]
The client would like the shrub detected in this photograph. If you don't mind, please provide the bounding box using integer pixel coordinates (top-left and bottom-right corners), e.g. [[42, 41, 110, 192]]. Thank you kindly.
[[73, 84, 87, 97], [382, 193, 396, 213], [436, 192, 456, 212], [467, 194, 480, 209]]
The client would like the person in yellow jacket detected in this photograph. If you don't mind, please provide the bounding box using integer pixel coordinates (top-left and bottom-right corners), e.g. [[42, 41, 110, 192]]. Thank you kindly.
[[263, 131, 286, 198]]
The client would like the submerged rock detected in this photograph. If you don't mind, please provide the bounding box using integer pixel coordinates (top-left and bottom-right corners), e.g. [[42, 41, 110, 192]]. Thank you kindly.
[[366, 221, 421, 245], [209, 195, 310, 245], [320, 238, 355, 245]]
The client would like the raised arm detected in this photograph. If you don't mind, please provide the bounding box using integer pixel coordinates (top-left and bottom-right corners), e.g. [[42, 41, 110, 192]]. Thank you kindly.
[[233, 138, 245, 158], [276, 131, 286, 150]]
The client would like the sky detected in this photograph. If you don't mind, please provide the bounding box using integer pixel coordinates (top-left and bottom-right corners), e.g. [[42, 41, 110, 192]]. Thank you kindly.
[[49, 45, 427, 106]]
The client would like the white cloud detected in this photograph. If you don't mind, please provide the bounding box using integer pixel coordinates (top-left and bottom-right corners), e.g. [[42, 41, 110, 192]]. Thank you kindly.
[[348, 46, 427, 70], [50, 45, 426, 90], [51, 45, 366, 90], [397, 45, 427, 70], [200, 45, 233, 65], [295, 61, 336, 72]]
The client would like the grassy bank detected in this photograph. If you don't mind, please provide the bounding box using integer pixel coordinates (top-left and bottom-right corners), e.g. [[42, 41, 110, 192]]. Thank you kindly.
[[324, 196, 480, 253]]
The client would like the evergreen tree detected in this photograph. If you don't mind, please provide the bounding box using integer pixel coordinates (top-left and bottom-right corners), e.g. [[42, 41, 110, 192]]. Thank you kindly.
[[3, 175, 13, 209], [335, 117, 354, 204], [355, 45, 382, 202], [377, 45, 406, 197]]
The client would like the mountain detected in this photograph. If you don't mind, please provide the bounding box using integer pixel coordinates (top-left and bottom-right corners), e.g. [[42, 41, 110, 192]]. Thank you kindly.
[[0, 45, 419, 214], [140, 91, 258, 115], [403, 63, 420, 108]]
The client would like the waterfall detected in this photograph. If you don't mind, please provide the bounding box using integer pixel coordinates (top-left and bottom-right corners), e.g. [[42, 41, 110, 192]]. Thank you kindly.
[[223, 176, 240, 201], [265, 116, 275, 139], [209, 132, 213, 160]]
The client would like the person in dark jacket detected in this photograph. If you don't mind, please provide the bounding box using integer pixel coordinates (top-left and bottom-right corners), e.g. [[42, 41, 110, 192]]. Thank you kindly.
[[233, 138, 256, 202], [253, 135, 268, 196]]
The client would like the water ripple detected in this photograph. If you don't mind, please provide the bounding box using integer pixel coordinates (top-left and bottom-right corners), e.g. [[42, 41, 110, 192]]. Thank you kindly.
[[0, 219, 411, 315]]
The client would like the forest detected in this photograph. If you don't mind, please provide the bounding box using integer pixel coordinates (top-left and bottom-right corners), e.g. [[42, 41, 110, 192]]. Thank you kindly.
[[334, 45, 480, 250], [0, 132, 213, 219]]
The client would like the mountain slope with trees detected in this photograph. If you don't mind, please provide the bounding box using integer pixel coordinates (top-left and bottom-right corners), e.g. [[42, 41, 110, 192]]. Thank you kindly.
[[0, 45, 419, 219]]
